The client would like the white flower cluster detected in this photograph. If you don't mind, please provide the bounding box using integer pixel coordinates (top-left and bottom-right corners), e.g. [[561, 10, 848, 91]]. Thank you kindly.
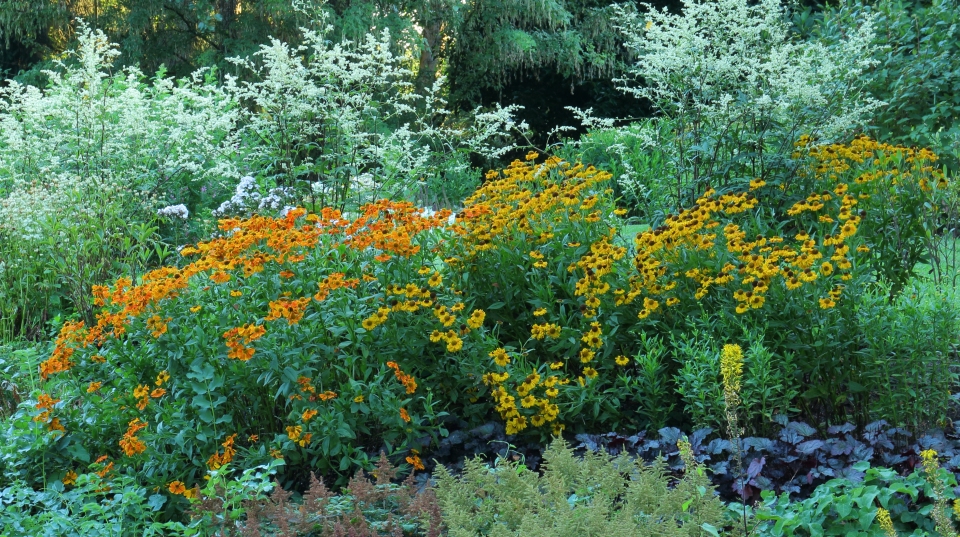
[[229, 15, 527, 208], [157, 204, 189, 220], [213, 176, 297, 218], [0, 23, 238, 244], [603, 0, 883, 208]]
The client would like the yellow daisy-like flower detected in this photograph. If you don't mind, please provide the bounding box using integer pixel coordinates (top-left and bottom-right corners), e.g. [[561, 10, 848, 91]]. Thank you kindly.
[[615, 355, 630, 366], [579, 348, 595, 363], [819, 297, 836, 309], [549, 361, 564, 370], [489, 348, 511, 367], [467, 309, 486, 329], [446, 337, 464, 352], [429, 330, 443, 342], [583, 367, 598, 379], [354, 395, 364, 403], [545, 387, 559, 398], [533, 308, 547, 316], [521, 395, 537, 408]]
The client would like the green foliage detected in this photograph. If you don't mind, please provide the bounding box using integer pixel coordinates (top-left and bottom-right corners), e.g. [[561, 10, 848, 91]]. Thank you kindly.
[[745, 462, 957, 536], [807, 0, 960, 170], [856, 283, 959, 432], [554, 119, 677, 222], [434, 437, 724, 537], [0, 467, 187, 536]]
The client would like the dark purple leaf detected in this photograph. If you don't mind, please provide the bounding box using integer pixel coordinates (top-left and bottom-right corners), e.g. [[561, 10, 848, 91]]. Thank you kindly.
[[747, 457, 766, 479], [796, 439, 825, 455], [787, 422, 817, 436]]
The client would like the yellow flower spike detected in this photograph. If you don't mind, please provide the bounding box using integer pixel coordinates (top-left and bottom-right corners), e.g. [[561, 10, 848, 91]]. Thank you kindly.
[[720, 344, 743, 395]]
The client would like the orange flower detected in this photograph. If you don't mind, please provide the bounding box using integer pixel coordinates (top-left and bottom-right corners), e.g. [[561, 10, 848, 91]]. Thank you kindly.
[[87, 382, 102, 393], [406, 454, 425, 471], [399, 408, 411, 422], [302, 409, 318, 421], [168, 481, 187, 495]]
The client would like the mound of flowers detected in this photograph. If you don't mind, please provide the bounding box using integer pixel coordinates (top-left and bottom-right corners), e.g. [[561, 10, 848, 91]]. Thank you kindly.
[[29, 138, 949, 510]]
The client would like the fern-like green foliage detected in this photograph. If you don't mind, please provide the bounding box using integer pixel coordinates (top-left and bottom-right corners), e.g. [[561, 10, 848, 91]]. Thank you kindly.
[[433, 438, 724, 537]]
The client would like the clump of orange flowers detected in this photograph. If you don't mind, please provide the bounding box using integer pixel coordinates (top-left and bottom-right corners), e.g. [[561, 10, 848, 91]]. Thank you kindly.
[[223, 323, 267, 361], [119, 418, 148, 456], [206, 433, 238, 471]]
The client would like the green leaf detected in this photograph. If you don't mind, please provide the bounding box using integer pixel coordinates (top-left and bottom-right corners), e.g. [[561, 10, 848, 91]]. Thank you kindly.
[[148, 494, 167, 511]]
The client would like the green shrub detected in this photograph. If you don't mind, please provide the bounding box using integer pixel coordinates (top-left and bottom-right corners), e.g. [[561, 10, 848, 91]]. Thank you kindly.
[[745, 459, 960, 536], [607, 0, 881, 214], [0, 465, 187, 537], [806, 0, 960, 170], [0, 25, 238, 339], [434, 437, 724, 537]]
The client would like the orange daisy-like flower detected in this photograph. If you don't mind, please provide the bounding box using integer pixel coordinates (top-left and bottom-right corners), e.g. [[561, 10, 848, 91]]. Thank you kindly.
[[399, 408, 411, 422]]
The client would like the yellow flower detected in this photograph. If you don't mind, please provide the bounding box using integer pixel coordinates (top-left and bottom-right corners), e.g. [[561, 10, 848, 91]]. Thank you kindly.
[[489, 348, 511, 367], [429, 330, 443, 342], [819, 297, 836, 309], [63, 470, 78, 486], [446, 336, 463, 352], [533, 308, 547, 316], [549, 361, 564, 370], [820, 262, 834, 276], [583, 367, 598, 379], [467, 309, 486, 329], [615, 355, 629, 366], [354, 395, 364, 403], [579, 348, 595, 363], [876, 507, 895, 537]]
